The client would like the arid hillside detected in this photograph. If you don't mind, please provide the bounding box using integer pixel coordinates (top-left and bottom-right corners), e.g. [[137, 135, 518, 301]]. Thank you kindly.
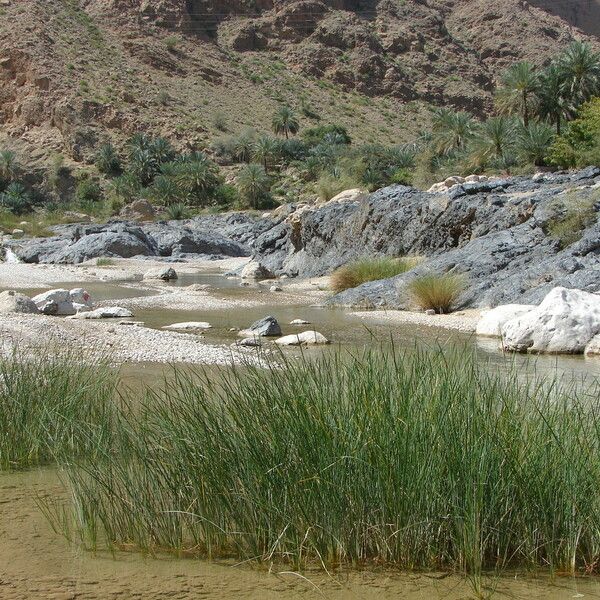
[[0, 0, 598, 169]]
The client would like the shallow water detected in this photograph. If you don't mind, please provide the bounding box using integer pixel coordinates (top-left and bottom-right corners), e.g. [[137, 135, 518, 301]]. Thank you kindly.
[[3, 468, 600, 600]]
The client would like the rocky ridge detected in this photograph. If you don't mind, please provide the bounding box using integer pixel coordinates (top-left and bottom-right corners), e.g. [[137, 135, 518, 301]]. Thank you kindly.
[[251, 167, 600, 309], [1, 0, 598, 167]]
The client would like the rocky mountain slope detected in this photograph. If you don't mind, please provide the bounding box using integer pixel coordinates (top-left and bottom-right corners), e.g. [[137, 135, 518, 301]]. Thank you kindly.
[[0, 0, 598, 170]]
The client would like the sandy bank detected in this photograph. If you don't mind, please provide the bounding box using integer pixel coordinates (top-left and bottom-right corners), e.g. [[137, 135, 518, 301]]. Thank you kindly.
[[350, 309, 480, 333]]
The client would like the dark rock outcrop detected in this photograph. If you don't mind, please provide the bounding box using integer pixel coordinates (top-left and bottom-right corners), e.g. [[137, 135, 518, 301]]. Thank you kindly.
[[251, 170, 600, 309], [13, 213, 274, 264]]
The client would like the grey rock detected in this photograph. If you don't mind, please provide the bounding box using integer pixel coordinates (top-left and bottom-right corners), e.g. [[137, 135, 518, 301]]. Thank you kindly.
[[143, 266, 178, 281], [239, 316, 282, 337], [0, 290, 39, 314]]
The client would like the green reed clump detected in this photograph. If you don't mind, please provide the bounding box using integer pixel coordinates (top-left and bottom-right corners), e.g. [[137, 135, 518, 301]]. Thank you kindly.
[[53, 348, 600, 582], [0, 351, 117, 470]]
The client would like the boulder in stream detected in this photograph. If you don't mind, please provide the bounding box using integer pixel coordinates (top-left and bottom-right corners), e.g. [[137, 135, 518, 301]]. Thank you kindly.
[[502, 287, 600, 353], [238, 315, 281, 337], [275, 331, 330, 346]]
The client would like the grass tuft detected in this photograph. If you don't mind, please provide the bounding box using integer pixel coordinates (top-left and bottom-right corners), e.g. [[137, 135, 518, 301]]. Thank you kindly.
[[407, 272, 466, 313], [95, 257, 115, 266], [331, 256, 421, 293]]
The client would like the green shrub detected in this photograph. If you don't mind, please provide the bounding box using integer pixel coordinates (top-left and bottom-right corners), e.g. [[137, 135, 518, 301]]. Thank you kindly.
[[212, 111, 228, 132], [165, 202, 191, 220], [408, 273, 467, 314], [331, 257, 422, 293], [548, 98, 600, 168], [75, 177, 103, 203], [213, 183, 239, 207], [96, 257, 115, 266], [164, 35, 179, 52], [302, 124, 351, 147], [110, 172, 141, 202], [0, 182, 32, 215], [547, 193, 597, 248]]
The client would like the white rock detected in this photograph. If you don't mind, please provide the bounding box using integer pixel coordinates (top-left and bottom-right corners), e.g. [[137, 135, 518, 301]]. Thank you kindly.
[[290, 319, 310, 325], [270, 285, 283, 292], [240, 261, 274, 280], [476, 304, 535, 337], [32, 289, 71, 315], [143, 267, 178, 281], [0, 290, 39, 314], [585, 335, 600, 355], [69, 307, 133, 319], [69, 288, 93, 307], [11, 229, 24, 239], [444, 176, 464, 187], [162, 321, 212, 331], [235, 337, 262, 347], [327, 188, 368, 205], [502, 287, 600, 354], [275, 331, 330, 346]]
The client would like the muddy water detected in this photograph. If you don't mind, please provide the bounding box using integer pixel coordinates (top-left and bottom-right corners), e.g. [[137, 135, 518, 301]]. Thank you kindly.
[[3, 469, 600, 600], [5, 273, 600, 598]]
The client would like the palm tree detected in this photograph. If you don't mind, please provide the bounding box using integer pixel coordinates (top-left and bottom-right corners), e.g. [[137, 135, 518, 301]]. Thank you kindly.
[[0, 150, 18, 184], [272, 106, 300, 139], [95, 144, 122, 176], [234, 132, 255, 163], [469, 116, 518, 168], [236, 164, 272, 209], [495, 61, 540, 127], [516, 121, 555, 166], [252, 135, 280, 172], [558, 41, 600, 108], [536, 64, 570, 134], [430, 108, 476, 155], [175, 159, 220, 205]]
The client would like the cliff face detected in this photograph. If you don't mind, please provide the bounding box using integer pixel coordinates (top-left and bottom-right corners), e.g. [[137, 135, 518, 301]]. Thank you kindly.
[[0, 0, 598, 167], [530, 0, 600, 37]]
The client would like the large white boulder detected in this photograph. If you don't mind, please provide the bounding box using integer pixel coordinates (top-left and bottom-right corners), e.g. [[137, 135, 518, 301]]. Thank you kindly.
[[502, 287, 600, 354], [0, 290, 39, 314], [32, 288, 92, 316], [32, 289, 74, 315], [275, 331, 330, 346], [476, 304, 535, 337]]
